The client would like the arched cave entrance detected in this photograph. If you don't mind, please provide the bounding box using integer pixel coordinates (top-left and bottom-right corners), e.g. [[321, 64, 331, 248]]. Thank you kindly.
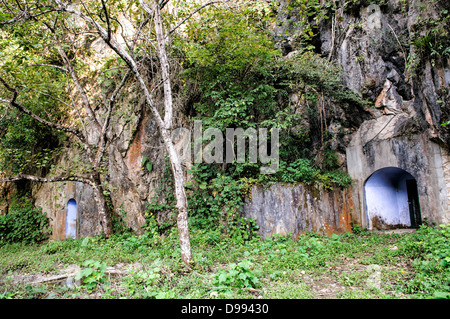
[[65, 199, 77, 239], [364, 167, 422, 230]]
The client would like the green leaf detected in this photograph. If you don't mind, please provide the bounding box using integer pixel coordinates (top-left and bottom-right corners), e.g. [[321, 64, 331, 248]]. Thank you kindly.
[[81, 237, 89, 247]]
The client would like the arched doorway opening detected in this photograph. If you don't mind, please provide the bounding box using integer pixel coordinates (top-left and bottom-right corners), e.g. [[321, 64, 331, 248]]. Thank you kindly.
[[364, 167, 421, 230], [65, 199, 77, 239]]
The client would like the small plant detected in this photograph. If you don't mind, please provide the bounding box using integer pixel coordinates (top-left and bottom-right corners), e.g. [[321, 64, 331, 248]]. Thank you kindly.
[[351, 223, 369, 235], [141, 156, 153, 172], [75, 259, 108, 292], [121, 266, 161, 298], [214, 259, 259, 290]]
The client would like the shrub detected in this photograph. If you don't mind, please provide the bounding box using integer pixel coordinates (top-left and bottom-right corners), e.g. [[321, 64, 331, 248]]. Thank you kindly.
[[214, 259, 259, 290], [0, 198, 51, 245]]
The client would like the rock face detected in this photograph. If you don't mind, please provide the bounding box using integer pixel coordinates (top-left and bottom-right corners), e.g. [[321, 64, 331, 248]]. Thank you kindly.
[[244, 0, 449, 234], [24, 0, 450, 237]]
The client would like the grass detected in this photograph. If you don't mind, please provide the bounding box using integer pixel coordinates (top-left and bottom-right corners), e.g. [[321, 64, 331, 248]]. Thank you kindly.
[[0, 223, 449, 299]]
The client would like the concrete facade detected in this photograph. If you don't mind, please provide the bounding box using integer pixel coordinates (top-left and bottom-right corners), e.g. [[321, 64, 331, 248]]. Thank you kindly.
[[34, 180, 100, 240], [346, 114, 450, 230], [243, 183, 355, 238]]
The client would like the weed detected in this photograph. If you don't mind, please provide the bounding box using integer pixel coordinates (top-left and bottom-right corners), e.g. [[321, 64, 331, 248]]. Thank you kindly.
[[214, 259, 260, 291], [75, 260, 108, 292]]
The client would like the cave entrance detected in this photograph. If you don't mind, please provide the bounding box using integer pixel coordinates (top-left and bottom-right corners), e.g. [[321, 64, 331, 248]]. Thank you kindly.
[[364, 167, 421, 230], [65, 199, 77, 239]]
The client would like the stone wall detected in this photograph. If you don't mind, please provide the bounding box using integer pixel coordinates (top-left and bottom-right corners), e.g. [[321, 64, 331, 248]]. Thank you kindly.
[[243, 183, 355, 238]]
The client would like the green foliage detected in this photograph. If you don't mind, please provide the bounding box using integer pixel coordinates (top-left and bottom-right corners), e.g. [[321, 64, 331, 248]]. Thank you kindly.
[[278, 159, 318, 184], [75, 259, 108, 292], [276, 159, 352, 188], [141, 156, 153, 172], [120, 264, 161, 298], [111, 204, 132, 235], [0, 197, 51, 245], [0, 25, 69, 175], [1, 224, 450, 299], [188, 165, 242, 227], [408, 1, 450, 71], [176, 3, 360, 195], [177, 4, 281, 132], [283, 0, 331, 48], [187, 163, 259, 242], [143, 157, 177, 237], [214, 259, 259, 290], [398, 224, 450, 297]]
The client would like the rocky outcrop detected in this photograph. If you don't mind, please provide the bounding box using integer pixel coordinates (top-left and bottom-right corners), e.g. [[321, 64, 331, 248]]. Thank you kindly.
[[275, 0, 449, 146], [270, 0, 450, 231], [9, 0, 449, 238]]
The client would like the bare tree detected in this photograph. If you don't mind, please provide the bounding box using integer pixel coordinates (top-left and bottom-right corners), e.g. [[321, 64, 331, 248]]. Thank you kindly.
[[0, 0, 226, 264], [0, 38, 131, 238]]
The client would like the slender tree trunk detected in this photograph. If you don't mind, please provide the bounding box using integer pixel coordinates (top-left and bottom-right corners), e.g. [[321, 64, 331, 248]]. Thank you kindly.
[[160, 128, 192, 264], [91, 173, 113, 238], [152, 0, 192, 264]]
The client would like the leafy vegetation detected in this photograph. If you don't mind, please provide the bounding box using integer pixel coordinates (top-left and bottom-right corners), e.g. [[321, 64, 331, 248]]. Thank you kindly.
[[0, 26, 68, 175], [0, 196, 51, 245], [0, 0, 448, 302], [0, 224, 448, 299], [75, 260, 108, 292]]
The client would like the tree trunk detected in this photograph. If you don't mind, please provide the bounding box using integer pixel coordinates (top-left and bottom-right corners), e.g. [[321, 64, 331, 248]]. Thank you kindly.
[[152, 0, 192, 265], [56, 1, 193, 264], [92, 174, 113, 238], [160, 128, 192, 264]]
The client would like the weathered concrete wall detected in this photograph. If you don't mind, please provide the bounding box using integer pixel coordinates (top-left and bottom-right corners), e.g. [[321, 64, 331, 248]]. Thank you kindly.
[[346, 114, 450, 229], [34, 180, 99, 240], [32, 146, 101, 240], [243, 183, 355, 238]]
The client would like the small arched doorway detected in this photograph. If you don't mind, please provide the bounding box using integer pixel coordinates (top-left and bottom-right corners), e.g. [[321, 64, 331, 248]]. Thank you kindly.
[[65, 199, 77, 239], [364, 167, 421, 230]]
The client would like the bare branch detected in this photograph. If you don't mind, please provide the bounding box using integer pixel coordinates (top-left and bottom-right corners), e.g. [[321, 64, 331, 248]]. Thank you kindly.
[[0, 75, 86, 143], [168, 0, 230, 36], [159, 0, 170, 10], [0, 173, 95, 186], [27, 63, 68, 72], [100, 0, 111, 42], [0, 5, 29, 25], [93, 69, 131, 167], [53, 1, 166, 130], [56, 45, 102, 132]]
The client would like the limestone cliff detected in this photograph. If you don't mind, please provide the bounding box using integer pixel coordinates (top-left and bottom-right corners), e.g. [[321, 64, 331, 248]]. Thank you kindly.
[[5, 0, 449, 238], [274, 0, 449, 147], [255, 0, 450, 232]]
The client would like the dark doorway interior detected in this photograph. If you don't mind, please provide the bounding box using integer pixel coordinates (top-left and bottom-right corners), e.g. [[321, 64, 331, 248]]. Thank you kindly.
[[406, 179, 422, 228]]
